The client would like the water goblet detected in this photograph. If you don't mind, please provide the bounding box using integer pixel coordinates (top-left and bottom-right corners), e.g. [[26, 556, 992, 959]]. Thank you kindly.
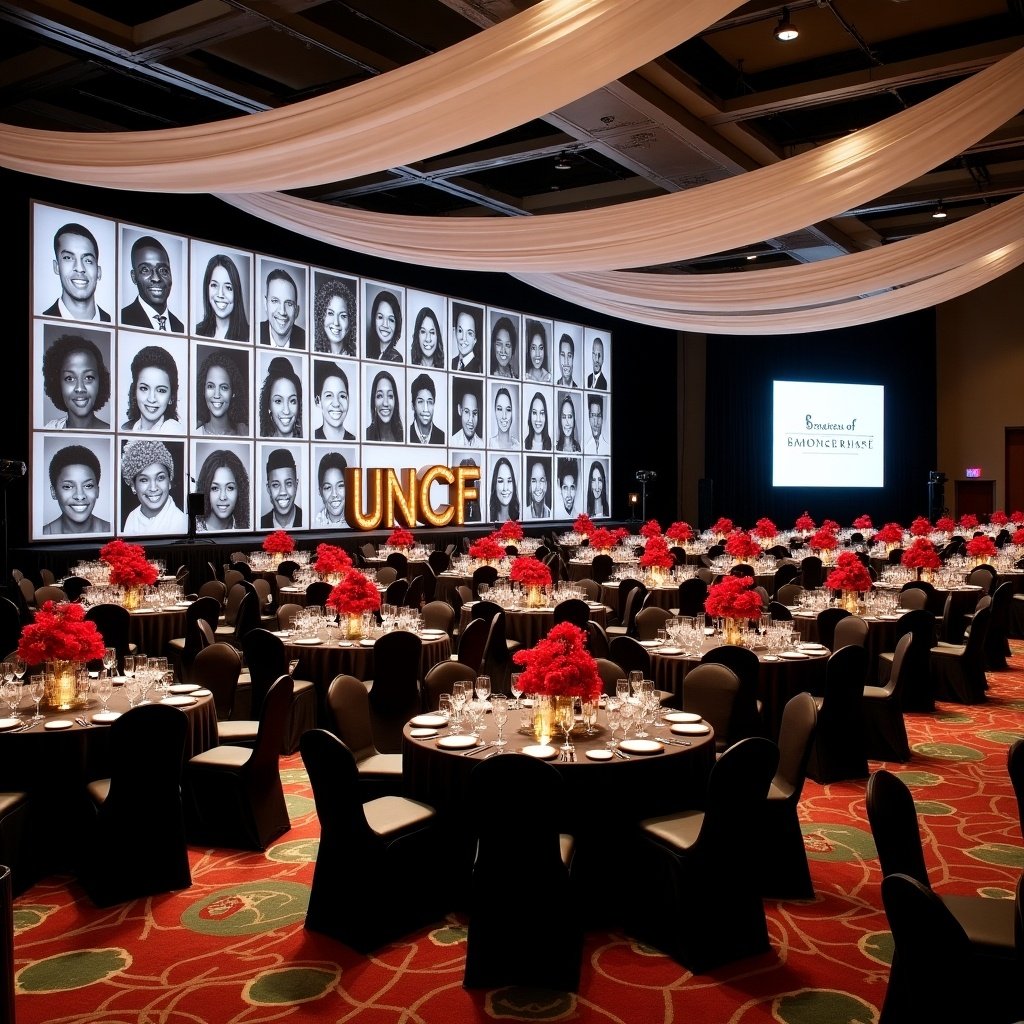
[[618, 699, 637, 739], [466, 701, 485, 739], [451, 681, 467, 715], [11, 655, 26, 683], [491, 695, 509, 747], [615, 678, 629, 703], [475, 674, 491, 703], [102, 646, 117, 680], [605, 698, 623, 748], [556, 698, 576, 760], [437, 693, 453, 732], [628, 670, 644, 698], [3, 678, 21, 719], [123, 655, 135, 685], [28, 675, 44, 720], [510, 673, 523, 709], [581, 698, 598, 736], [94, 674, 112, 712]]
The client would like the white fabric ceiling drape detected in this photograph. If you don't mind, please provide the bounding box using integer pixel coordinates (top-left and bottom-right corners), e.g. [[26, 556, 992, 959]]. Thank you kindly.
[[0, 0, 743, 192]]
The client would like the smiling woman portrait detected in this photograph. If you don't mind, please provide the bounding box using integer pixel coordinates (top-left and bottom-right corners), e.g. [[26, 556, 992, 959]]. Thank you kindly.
[[121, 344, 183, 434], [365, 368, 403, 443], [258, 355, 303, 439], [195, 447, 250, 532], [195, 253, 250, 341], [195, 348, 248, 436], [119, 436, 185, 535], [42, 332, 111, 430]]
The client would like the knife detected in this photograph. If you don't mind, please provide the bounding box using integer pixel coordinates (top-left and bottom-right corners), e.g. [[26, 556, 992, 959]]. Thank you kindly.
[[462, 741, 495, 756]]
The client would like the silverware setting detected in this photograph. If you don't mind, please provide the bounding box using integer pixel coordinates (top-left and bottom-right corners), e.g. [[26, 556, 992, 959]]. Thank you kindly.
[[75, 717, 94, 728], [462, 741, 495, 756], [481, 747, 503, 759], [613, 747, 631, 760], [660, 737, 692, 747]]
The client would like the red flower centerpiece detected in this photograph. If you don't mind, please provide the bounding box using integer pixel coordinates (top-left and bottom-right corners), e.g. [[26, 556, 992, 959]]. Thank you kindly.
[[1012, 527, 1024, 546], [326, 569, 381, 637], [753, 517, 777, 540], [100, 539, 158, 608], [573, 513, 594, 537], [794, 511, 816, 533], [704, 575, 763, 646], [1011, 510, 1024, 525], [639, 534, 674, 583], [826, 551, 873, 611], [808, 526, 839, 553], [639, 519, 663, 540], [495, 519, 524, 544], [666, 521, 695, 543], [262, 529, 295, 556], [588, 527, 619, 552], [468, 534, 505, 563], [902, 538, 942, 580], [852, 514, 873, 531], [965, 534, 997, 564], [314, 542, 353, 582], [509, 555, 552, 607], [725, 530, 762, 563], [959, 513, 979, 531], [990, 510, 1008, 527], [909, 516, 932, 537], [935, 515, 956, 534], [874, 522, 904, 550], [387, 527, 415, 550], [18, 600, 106, 710], [711, 516, 734, 538]]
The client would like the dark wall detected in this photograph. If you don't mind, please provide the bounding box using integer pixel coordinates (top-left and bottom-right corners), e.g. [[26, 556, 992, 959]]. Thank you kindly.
[[704, 313, 937, 527]]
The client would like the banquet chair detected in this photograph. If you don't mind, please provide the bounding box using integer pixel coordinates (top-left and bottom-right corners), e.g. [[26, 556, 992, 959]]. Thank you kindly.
[[470, 599, 502, 625], [17, 577, 37, 613], [229, 560, 253, 582], [374, 566, 398, 587], [862, 633, 912, 762], [251, 577, 275, 619], [768, 600, 793, 621], [900, 579, 940, 612], [326, 674, 404, 798], [364, 630, 423, 752], [215, 581, 250, 638], [676, 577, 708, 617], [981, 581, 1013, 671], [806, 645, 869, 783], [606, 583, 646, 638], [1008, 739, 1024, 842], [591, 553, 614, 584], [471, 564, 499, 598], [0, 793, 29, 897], [815, 607, 850, 653], [0, 865, 12, 1024], [799, 556, 824, 590], [277, 559, 299, 581], [61, 575, 91, 602], [301, 728, 441, 953], [877, 608, 936, 711], [697, 648, 763, 745], [595, 657, 626, 696], [418, 564, 438, 603], [695, 566, 714, 585], [169, 595, 222, 682], [866, 770, 1018, 1002], [607, 635, 651, 679], [192, 642, 259, 744], [384, 577, 409, 607], [759, 691, 818, 899], [930, 604, 991, 704], [455, 584, 474, 607], [428, 549, 450, 575], [552, 598, 590, 630], [634, 737, 779, 973], [610, 577, 642, 626], [240, 628, 317, 753], [966, 564, 996, 594], [84, 603, 135, 670], [680, 663, 741, 755], [464, 754, 580, 991], [404, 572, 426, 609], [422, 660, 476, 711], [634, 605, 671, 640], [776, 583, 804, 607], [833, 614, 869, 650], [730, 562, 755, 578], [81, 703, 191, 906], [575, 578, 601, 603], [276, 602, 304, 630], [360, 542, 377, 560], [456, 617, 489, 674], [34, 584, 67, 607], [420, 600, 455, 635], [196, 579, 226, 605], [304, 580, 333, 609], [481, 611, 519, 692], [771, 562, 800, 596], [585, 620, 610, 659], [230, 589, 262, 650], [222, 568, 245, 592], [187, 675, 293, 851], [38, 568, 56, 586], [898, 587, 928, 611], [385, 551, 409, 578]]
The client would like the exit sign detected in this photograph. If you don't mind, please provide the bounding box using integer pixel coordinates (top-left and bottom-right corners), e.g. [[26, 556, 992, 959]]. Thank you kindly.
[[965, 467, 982, 478]]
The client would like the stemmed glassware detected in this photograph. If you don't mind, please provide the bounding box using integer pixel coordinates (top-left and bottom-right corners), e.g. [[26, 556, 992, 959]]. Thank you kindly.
[[615, 678, 629, 703], [94, 673, 112, 713], [628, 670, 644, 699], [475, 674, 491, 704], [618, 699, 636, 741], [556, 698, 576, 760], [605, 698, 623, 748], [123, 655, 135, 685], [11, 655, 26, 684], [3, 676, 22, 720], [510, 673, 523, 709], [28, 675, 44, 720], [450, 682, 467, 733], [581, 699, 598, 736], [491, 695, 509, 748], [102, 646, 117, 680], [437, 693, 453, 733]]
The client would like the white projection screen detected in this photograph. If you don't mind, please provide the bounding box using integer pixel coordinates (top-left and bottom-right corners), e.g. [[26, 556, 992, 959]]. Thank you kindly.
[[772, 380, 884, 488]]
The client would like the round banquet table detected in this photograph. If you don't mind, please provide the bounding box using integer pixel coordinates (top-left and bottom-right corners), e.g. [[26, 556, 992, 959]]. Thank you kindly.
[[127, 605, 189, 657], [873, 582, 983, 643], [789, 608, 902, 670], [601, 579, 680, 612], [649, 639, 828, 740], [458, 602, 608, 647], [435, 572, 470, 605], [0, 685, 217, 873]]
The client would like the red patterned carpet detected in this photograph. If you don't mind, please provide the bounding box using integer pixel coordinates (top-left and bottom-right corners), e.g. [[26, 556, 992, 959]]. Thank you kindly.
[[12, 645, 1024, 1023]]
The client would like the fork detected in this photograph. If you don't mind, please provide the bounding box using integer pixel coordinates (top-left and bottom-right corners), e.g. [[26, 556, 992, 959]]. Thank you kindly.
[[613, 747, 631, 760], [75, 717, 94, 728]]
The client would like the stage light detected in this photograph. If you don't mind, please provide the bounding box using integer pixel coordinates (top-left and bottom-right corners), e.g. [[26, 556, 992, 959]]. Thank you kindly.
[[774, 8, 798, 41], [932, 201, 948, 219]]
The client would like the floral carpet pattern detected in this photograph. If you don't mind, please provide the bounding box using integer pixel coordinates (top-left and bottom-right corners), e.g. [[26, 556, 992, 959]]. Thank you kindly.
[[12, 644, 1024, 1023]]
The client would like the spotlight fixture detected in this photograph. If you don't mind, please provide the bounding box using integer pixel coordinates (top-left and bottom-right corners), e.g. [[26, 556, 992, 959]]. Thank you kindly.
[[554, 152, 572, 171], [774, 7, 798, 41], [932, 201, 948, 220]]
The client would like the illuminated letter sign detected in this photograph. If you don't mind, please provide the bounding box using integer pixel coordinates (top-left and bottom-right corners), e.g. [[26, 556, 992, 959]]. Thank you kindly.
[[344, 464, 480, 531]]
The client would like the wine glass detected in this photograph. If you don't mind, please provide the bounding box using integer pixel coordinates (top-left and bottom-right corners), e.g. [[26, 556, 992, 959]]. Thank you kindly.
[[605, 698, 622, 748], [556, 698, 576, 759], [437, 693, 453, 733], [11, 655, 26, 683], [27, 675, 44, 720], [581, 699, 598, 736], [491, 695, 509, 747], [628, 670, 644, 699], [123, 655, 135, 685], [102, 646, 117, 680], [618, 699, 636, 740], [615, 678, 629, 704], [510, 673, 523, 709], [3, 678, 21, 720], [475, 674, 491, 704], [94, 673, 112, 713]]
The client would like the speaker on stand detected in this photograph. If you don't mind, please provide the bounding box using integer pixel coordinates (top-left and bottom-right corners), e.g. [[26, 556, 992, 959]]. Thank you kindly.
[[185, 492, 205, 543]]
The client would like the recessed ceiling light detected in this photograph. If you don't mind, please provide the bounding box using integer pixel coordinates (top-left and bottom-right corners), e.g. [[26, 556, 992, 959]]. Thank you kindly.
[[932, 201, 947, 219]]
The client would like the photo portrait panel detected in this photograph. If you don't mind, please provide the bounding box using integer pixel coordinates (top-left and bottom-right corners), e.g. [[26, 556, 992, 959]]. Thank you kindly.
[[116, 331, 189, 435], [521, 385, 554, 453], [486, 451, 522, 525], [256, 256, 308, 350], [449, 449, 484, 524], [487, 379, 521, 451], [554, 454, 582, 521], [118, 436, 187, 537], [35, 321, 114, 431], [193, 342, 252, 437], [488, 307, 522, 380], [364, 363, 406, 444], [33, 202, 117, 325], [256, 440, 309, 531], [584, 327, 611, 391], [190, 439, 254, 534], [449, 299, 484, 374], [311, 268, 359, 358], [407, 289, 447, 370], [553, 321, 584, 390], [584, 456, 612, 519], [189, 241, 253, 343], [583, 389, 611, 458], [363, 280, 406, 364], [554, 389, 583, 455], [256, 349, 306, 440], [523, 454, 553, 522], [449, 374, 484, 451], [117, 224, 188, 334], [311, 355, 360, 442], [311, 443, 358, 530], [523, 317, 553, 385], [407, 368, 447, 447], [34, 432, 114, 540]]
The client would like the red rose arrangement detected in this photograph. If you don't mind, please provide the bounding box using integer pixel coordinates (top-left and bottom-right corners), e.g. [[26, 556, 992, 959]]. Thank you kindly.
[[902, 538, 942, 570], [99, 539, 158, 589], [704, 575, 763, 621], [794, 511, 816, 532], [509, 556, 552, 588], [1011, 510, 1024, 524], [852, 514, 873, 530], [639, 534, 674, 571], [990, 510, 1009, 527], [1012, 528, 1024, 545], [711, 516, 734, 537], [314, 543, 353, 577], [262, 530, 295, 555], [825, 551, 873, 592], [725, 530, 762, 562], [666, 521, 695, 543], [468, 535, 505, 561], [966, 535, 996, 558], [17, 600, 106, 664], [808, 526, 839, 552], [959, 513, 979, 530], [935, 516, 956, 533], [326, 569, 381, 617], [588, 527, 619, 551], [753, 517, 777, 539], [639, 519, 663, 539], [573, 513, 594, 536], [821, 519, 841, 534], [874, 522, 904, 546], [495, 519, 524, 543], [909, 516, 932, 537], [387, 527, 415, 549], [511, 622, 602, 701]]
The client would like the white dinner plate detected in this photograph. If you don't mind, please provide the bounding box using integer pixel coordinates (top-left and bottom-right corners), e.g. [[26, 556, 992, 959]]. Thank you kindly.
[[658, 646, 683, 655], [161, 695, 197, 707], [878, 614, 900, 621], [798, 644, 827, 652], [92, 711, 121, 723], [0, 718, 21, 731], [411, 714, 448, 728], [337, 640, 353, 647], [763, 654, 781, 662], [619, 738, 664, 755], [410, 728, 439, 739], [671, 722, 711, 736], [169, 683, 199, 694], [359, 638, 376, 647], [174, 601, 193, 608], [780, 651, 809, 659], [191, 689, 212, 697], [293, 638, 322, 646], [522, 743, 558, 760], [420, 629, 447, 638], [639, 639, 663, 648], [437, 734, 478, 750], [664, 711, 702, 724], [45, 719, 75, 730], [272, 630, 292, 638], [585, 748, 613, 761]]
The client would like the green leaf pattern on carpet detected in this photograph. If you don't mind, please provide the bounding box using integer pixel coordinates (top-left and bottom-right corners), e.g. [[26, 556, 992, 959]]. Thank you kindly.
[[243, 966, 338, 1005], [773, 989, 878, 1023], [180, 881, 310, 936], [17, 948, 130, 993]]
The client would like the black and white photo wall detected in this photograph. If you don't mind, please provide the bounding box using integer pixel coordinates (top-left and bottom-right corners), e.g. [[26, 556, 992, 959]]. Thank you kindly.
[[29, 201, 614, 540]]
